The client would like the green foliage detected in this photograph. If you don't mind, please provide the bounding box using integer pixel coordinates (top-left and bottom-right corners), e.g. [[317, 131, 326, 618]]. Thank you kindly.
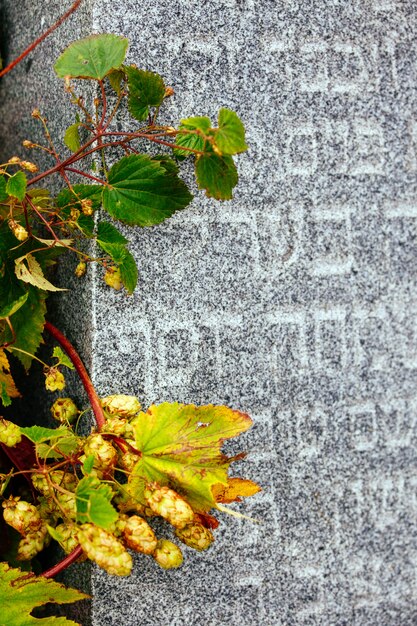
[[126, 67, 166, 121], [102, 154, 193, 226], [195, 151, 238, 200], [54, 34, 128, 80], [76, 476, 118, 529], [214, 108, 248, 155], [0, 562, 88, 625], [63, 123, 81, 152], [53, 346, 74, 370], [6, 171, 27, 200]]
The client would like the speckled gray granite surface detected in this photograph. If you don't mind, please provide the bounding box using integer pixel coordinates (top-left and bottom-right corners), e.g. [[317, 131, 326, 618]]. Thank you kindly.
[[2, 1, 417, 625]]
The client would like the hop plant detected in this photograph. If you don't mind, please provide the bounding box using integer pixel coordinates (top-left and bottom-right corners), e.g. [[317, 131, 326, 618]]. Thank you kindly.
[[144, 484, 195, 529], [104, 416, 133, 437], [101, 395, 141, 418], [2, 497, 43, 534], [8, 219, 29, 241], [83, 433, 117, 472], [77, 523, 133, 576], [54, 522, 86, 557], [75, 260, 87, 277], [152, 539, 183, 570], [104, 267, 122, 290], [175, 522, 214, 551], [51, 397, 79, 423], [32, 470, 77, 497], [45, 368, 66, 391], [17, 524, 49, 561], [0, 419, 22, 447], [122, 515, 157, 555]]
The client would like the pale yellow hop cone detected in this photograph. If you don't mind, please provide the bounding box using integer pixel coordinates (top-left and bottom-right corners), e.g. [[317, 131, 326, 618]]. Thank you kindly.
[[101, 394, 141, 418], [17, 523, 49, 560], [175, 522, 214, 551], [0, 419, 22, 447], [144, 484, 194, 529], [77, 523, 133, 576], [51, 397, 79, 423], [2, 497, 43, 534], [153, 539, 183, 569], [122, 515, 157, 555], [83, 433, 117, 472]]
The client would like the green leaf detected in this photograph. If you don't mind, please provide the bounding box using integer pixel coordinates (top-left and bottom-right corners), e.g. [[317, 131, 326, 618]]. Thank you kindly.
[[0, 349, 20, 403], [97, 241, 126, 264], [97, 222, 128, 244], [54, 34, 128, 80], [53, 346, 75, 370], [56, 184, 102, 212], [1, 382, 12, 406], [0, 562, 88, 625], [129, 403, 253, 513], [6, 172, 27, 201], [213, 108, 248, 155], [64, 123, 81, 152], [174, 116, 211, 160], [152, 155, 179, 175], [15, 253, 66, 292], [102, 154, 193, 227], [2, 286, 47, 370], [82, 454, 95, 475], [76, 476, 118, 529], [126, 67, 165, 121], [0, 292, 29, 319], [195, 151, 238, 200], [108, 68, 125, 94], [20, 425, 71, 444], [0, 175, 8, 202], [119, 249, 138, 295]]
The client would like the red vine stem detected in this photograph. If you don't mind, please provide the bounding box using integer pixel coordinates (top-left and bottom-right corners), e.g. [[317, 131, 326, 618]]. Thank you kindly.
[[0, 1, 82, 79], [44, 321, 105, 429], [42, 546, 84, 579]]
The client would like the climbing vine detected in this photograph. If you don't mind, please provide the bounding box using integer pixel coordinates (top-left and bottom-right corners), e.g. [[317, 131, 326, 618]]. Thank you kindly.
[[0, 9, 258, 625]]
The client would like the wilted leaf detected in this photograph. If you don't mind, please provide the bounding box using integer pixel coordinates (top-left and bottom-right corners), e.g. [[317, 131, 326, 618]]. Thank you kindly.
[[54, 34, 128, 80], [129, 403, 253, 513], [15, 254, 66, 292], [0, 562, 88, 625], [0, 349, 20, 404], [212, 477, 261, 504], [102, 154, 192, 227]]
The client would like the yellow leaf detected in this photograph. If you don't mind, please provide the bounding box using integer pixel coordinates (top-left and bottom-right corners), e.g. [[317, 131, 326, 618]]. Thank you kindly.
[[212, 478, 261, 503], [0, 349, 20, 399]]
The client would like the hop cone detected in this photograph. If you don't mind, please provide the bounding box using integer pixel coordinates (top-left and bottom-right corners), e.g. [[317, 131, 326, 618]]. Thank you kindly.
[[175, 522, 214, 551], [51, 397, 78, 423], [122, 515, 157, 555], [153, 539, 183, 569], [101, 394, 141, 418], [32, 470, 77, 497], [2, 497, 42, 534], [144, 484, 194, 529], [17, 524, 49, 560], [0, 419, 21, 447], [54, 523, 85, 558], [77, 523, 132, 576], [84, 434, 117, 472], [45, 368, 65, 391]]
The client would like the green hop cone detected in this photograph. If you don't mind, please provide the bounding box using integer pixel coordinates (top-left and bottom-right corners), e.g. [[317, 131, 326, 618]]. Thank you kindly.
[[118, 449, 139, 473], [144, 484, 195, 529], [153, 539, 183, 570], [104, 416, 133, 437], [77, 523, 132, 576], [83, 433, 117, 472], [0, 418, 22, 447], [175, 522, 214, 551], [2, 496, 43, 534], [17, 524, 49, 560], [101, 394, 141, 418], [53, 522, 86, 558], [32, 470, 77, 497], [45, 368, 65, 392], [51, 397, 79, 423], [122, 515, 157, 555], [56, 491, 77, 519]]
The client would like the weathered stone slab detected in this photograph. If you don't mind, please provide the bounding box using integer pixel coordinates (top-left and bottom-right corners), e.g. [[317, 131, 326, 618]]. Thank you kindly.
[[1, 1, 417, 624]]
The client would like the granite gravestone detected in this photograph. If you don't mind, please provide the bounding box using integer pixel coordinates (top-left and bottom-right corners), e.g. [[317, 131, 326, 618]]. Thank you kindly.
[[1, 1, 417, 625]]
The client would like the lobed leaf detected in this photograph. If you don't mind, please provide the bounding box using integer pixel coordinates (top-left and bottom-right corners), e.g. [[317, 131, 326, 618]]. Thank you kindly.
[[0, 562, 88, 626], [129, 402, 253, 513], [76, 476, 118, 529], [212, 108, 248, 155], [126, 67, 166, 121], [102, 154, 193, 227], [54, 34, 128, 80]]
